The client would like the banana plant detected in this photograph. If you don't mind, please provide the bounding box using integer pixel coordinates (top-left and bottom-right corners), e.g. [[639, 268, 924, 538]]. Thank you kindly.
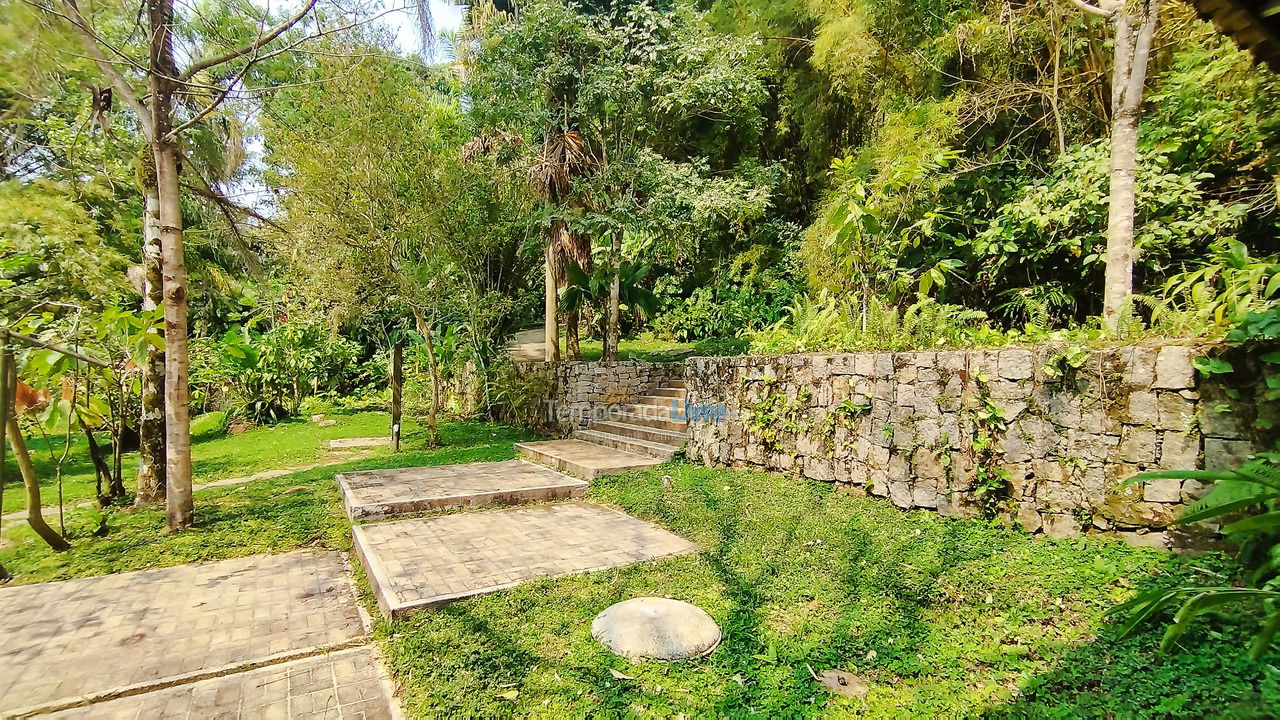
[[558, 259, 659, 320], [1114, 459, 1280, 659]]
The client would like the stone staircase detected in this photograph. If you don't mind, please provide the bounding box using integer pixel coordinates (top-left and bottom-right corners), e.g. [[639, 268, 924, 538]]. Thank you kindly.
[[516, 379, 689, 479]]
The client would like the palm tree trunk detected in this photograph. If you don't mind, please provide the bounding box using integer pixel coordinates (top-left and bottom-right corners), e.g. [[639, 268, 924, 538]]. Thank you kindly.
[[605, 230, 621, 364], [544, 233, 561, 363]]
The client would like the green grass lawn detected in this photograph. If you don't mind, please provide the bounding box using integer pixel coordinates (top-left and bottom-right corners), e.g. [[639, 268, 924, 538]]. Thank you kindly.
[[0, 418, 536, 583], [3, 418, 1276, 718], [1, 409, 432, 515], [377, 464, 1279, 719]]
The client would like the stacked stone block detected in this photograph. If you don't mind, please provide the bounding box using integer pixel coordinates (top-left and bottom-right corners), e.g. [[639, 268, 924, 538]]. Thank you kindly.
[[515, 361, 682, 433], [682, 344, 1256, 548]]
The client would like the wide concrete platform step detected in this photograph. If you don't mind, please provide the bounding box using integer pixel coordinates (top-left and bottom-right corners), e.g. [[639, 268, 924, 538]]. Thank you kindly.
[[0, 551, 364, 718], [45, 646, 396, 720], [516, 439, 664, 480], [574, 429, 679, 460], [337, 460, 587, 520], [353, 502, 699, 618]]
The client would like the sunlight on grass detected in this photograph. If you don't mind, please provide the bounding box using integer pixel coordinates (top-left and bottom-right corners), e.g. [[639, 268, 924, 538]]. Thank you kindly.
[[376, 464, 1279, 719], [0, 419, 536, 584]]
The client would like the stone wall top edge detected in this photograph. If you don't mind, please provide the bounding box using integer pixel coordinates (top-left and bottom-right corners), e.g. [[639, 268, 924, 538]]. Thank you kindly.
[[681, 340, 1215, 366]]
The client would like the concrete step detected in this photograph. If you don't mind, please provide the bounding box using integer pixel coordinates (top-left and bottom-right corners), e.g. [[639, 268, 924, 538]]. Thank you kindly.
[[633, 395, 685, 409], [622, 402, 684, 420], [662, 380, 687, 389], [516, 439, 663, 480], [337, 460, 587, 521], [591, 420, 686, 446], [612, 411, 688, 432], [650, 387, 687, 399], [575, 429, 679, 460]]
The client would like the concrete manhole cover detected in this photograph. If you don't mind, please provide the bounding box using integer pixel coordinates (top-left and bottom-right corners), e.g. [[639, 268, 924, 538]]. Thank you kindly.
[[591, 597, 721, 661]]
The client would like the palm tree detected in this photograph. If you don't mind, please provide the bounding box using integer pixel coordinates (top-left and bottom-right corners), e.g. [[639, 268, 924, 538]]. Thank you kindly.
[[528, 128, 594, 361]]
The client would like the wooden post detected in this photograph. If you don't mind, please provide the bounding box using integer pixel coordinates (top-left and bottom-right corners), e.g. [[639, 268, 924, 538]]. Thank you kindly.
[[390, 343, 403, 452]]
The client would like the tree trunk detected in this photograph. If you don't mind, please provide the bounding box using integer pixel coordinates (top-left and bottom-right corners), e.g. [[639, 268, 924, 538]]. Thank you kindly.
[[78, 414, 112, 504], [149, 0, 193, 531], [412, 309, 442, 447], [7, 418, 71, 552], [566, 309, 581, 360], [544, 238, 560, 363], [390, 343, 402, 452], [605, 230, 621, 364], [136, 187, 166, 505], [1101, 0, 1160, 332], [0, 342, 11, 581]]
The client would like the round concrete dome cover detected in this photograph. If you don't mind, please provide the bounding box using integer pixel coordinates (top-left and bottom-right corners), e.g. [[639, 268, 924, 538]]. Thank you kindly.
[[591, 597, 721, 661]]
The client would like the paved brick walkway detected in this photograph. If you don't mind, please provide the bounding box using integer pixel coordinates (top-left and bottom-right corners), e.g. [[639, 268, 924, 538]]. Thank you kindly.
[[354, 502, 699, 618], [0, 551, 366, 716], [338, 460, 587, 519], [46, 647, 394, 720]]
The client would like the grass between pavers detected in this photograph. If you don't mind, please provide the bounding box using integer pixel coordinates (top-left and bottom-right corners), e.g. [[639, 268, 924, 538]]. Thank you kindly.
[[375, 463, 1280, 719], [0, 420, 536, 584], [1, 409, 427, 515]]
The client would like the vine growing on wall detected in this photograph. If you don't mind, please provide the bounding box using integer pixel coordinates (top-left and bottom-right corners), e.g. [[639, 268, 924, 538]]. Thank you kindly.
[[967, 374, 1012, 517], [744, 378, 812, 452]]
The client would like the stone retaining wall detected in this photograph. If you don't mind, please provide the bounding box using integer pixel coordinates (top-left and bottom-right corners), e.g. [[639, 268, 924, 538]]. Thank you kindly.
[[682, 345, 1257, 548], [516, 360, 682, 433], [515, 344, 1259, 547]]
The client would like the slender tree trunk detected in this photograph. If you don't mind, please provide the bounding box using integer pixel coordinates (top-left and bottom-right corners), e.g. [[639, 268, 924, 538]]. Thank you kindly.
[[7, 418, 71, 552], [149, 0, 193, 530], [136, 187, 167, 505], [1101, 0, 1161, 332], [412, 309, 442, 447], [566, 309, 581, 360], [78, 415, 112, 503], [605, 230, 621, 364], [544, 237, 560, 363], [0, 344, 9, 581], [390, 343, 402, 452]]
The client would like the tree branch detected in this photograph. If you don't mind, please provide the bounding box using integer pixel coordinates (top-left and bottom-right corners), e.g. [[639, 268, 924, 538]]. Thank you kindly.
[[181, 180, 285, 234], [1060, 0, 1115, 18], [57, 0, 154, 136], [178, 0, 318, 81]]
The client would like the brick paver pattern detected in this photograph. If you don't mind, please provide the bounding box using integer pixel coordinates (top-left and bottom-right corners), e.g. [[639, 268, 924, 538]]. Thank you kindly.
[[0, 550, 365, 715], [339, 460, 586, 518], [46, 647, 392, 720], [356, 502, 699, 615]]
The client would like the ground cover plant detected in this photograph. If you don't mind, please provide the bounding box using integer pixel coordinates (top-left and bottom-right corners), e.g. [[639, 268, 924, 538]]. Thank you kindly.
[[376, 464, 1280, 718]]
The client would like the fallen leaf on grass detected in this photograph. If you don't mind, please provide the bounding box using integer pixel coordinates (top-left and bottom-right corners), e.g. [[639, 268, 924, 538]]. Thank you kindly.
[[807, 664, 869, 699], [610, 669, 636, 680], [497, 690, 519, 700]]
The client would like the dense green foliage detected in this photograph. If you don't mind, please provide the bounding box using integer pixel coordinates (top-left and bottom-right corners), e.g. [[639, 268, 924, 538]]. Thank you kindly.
[[8, 0, 1280, 420]]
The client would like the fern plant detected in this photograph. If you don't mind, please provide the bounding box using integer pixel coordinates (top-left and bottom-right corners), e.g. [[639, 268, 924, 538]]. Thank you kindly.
[[1114, 459, 1280, 659]]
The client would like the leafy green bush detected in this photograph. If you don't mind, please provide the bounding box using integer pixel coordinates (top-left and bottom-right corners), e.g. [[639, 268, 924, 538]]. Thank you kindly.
[[748, 291, 992, 354], [189, 320, 365, 422]]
